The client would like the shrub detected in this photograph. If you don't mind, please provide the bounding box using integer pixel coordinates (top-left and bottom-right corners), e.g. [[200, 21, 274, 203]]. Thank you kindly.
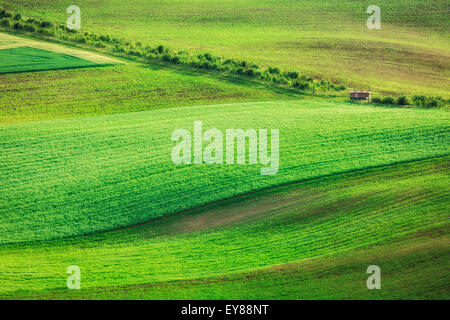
[[203, 53, 213, 61], [262, 73, 272, 82], [293, 80, 311, 90], [287, 71, 299, 79], [426, 96, 444, 108], [371, 97, 382, 104], [94, 42, 106, 48], [24, 24, 36, 32], [268, 67, 280, 74], [13, 13, 21, 21], [411, 95, 444, 107], [13, 22, 24, 30], [0, 9, 12, 18], [412, 95, 426, 106], [156, 45, 165, 54], [170, 55, 181, 64], [381, 96, 395, 105], [396, 96, 409, 106], [426, 99, 438, 107], [40, 21, 52, 28], [235, 67, 245, 75], [113, 45, 124, 53], [245, 68, 257, 77], [0, 18, 10, 27], [161, 54, 172, 62], [99, 35, 111, 42], [127, 50, 140, 57]]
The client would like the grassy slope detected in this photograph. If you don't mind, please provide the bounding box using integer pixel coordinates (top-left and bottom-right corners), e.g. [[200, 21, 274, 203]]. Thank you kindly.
[[1, 99, 449, 244], [0, 46, 104, 74], [1, 157, 448, 299], [0, 2, 447, 300], [0, 62, 293, 124], [1, 0, 449, 96]]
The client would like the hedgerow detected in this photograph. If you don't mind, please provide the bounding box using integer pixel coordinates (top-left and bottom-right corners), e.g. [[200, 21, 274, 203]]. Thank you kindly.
[[2, 7, 447, 107], [370, 95, 448, 108], [0, 8, 345, 93], [411, 95, 448, 108]]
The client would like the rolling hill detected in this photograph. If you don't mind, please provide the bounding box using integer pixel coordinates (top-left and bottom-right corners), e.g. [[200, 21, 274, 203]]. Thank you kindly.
[[1, 99, 449, 244], [1, 0, 449, 96], [0, 1, 448, 300], [1, 157, 448, 299]]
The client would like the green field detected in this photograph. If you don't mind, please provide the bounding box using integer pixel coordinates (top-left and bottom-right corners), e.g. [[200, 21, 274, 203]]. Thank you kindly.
[[0, 0, 449, 301], [1, 0, 449, 96], [0, 62, 294, 124], [0, 46, 105, 74], [1, 100, 448, 244], [1, 157, 448, 299]]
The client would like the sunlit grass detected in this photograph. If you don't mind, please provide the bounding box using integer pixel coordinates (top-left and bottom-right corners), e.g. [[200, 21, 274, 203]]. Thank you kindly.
[[2, 0, 448, 95], [1, 157, 448, 299], [1, 99, 448, 243]]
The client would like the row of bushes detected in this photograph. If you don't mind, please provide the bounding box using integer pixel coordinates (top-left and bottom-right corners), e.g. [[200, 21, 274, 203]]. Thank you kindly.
[[0, 8, 345, 93], [0, 10, 53, 32], [371, 95, 449, 108]]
